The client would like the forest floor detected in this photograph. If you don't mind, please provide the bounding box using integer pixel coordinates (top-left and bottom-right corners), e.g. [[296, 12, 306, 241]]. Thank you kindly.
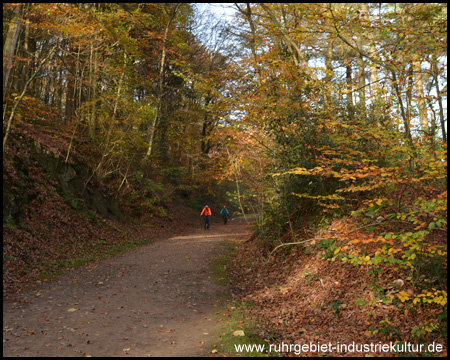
[[3, 218, 253, 357], [228, 217, 447, 357]]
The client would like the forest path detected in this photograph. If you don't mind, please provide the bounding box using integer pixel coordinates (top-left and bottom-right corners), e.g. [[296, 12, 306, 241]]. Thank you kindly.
[[3, 219, 252, 357]]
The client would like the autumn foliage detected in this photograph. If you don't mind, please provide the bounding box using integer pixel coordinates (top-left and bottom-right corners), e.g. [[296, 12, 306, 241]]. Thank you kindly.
[[223, 3, 447, 355], [2, 2, 447, 355]]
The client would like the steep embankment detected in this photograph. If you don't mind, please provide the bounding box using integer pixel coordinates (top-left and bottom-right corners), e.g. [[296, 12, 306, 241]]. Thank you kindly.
[[3, 123, 199, 299], [228, 216, 447, 357]]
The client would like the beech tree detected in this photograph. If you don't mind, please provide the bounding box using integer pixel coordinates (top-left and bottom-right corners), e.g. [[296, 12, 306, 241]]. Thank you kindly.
[[3, 4, 23, 97]]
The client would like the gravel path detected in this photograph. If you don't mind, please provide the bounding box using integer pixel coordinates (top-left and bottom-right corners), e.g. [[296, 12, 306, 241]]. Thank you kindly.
[[3, 220, 252, 357]]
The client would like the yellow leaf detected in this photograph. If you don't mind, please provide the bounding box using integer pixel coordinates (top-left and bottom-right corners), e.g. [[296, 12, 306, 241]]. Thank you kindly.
[[398, 291, 409, 302]]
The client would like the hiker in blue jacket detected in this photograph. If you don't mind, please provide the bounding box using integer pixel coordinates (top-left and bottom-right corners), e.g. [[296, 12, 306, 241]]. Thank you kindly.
[[220, 205, 229, 225]]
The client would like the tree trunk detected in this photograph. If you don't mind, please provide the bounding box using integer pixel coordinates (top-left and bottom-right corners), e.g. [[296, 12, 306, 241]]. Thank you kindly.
[[360, 3, 380, 102], [201, 95, 212, 154], [89, 43, 98, 139], [260, 3, 318, 82], [245, 3, 261, 85], [65, 44, 78, 122], [431, 59, 446, 143], [3, 4, 23, 97], [391, 70, 412, 146], [355, 35, 365, 108], [3, 45, 57, 150], [324, 33, 334, 105], [144, 4, 181, 163], [346, 62, 353, 106], [406, 64, 414, 135], [112, 53, 127, 124], [412, 60, 429, 136]]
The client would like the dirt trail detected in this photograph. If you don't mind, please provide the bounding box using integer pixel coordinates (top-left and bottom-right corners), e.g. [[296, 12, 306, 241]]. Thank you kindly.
[[3, 219, 252, 357]]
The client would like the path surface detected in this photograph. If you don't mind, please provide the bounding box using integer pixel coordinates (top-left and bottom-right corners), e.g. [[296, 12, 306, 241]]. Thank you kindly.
[[3, 219, 252, 357]]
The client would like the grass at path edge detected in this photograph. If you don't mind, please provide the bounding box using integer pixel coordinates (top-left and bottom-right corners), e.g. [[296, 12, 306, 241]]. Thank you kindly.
[[209, 240, 280, 357]]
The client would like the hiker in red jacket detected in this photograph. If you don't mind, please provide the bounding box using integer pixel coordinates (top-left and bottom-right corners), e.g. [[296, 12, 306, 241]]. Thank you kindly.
[[200, 205, 212, 230]]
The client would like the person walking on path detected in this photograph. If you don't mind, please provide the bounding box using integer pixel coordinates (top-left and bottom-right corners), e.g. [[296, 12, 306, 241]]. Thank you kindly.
[[220, 205, 229, 225], [200, 205, 212, 230]]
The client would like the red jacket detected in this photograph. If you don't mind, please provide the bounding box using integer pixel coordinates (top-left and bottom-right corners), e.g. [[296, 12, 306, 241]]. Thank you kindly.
[[200, 207, 212, 216]]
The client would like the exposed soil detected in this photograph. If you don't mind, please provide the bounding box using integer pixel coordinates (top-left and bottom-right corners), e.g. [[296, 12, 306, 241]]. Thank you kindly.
[[3, 219, 253, 357]]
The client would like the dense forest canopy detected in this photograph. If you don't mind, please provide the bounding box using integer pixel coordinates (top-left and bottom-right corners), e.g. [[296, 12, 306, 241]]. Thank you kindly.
[[3, 3, 446, 169], [3, 3, 447, 349]]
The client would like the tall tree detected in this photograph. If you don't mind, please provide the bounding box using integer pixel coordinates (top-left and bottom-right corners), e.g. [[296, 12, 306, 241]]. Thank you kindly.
[[144, 3, 182, 163], [3, 4, 23, 97]]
